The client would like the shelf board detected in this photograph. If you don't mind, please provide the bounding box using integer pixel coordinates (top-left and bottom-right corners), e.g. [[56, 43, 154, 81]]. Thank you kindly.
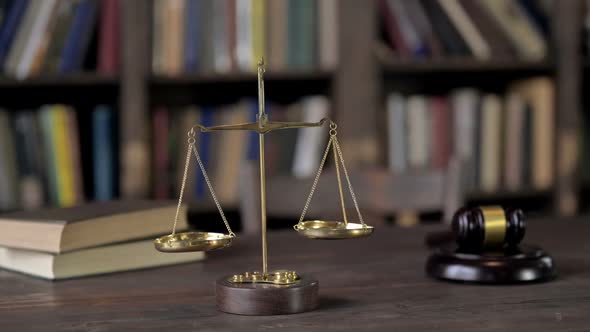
[[150, 70, 333, 85], [466, 188, 553, 201], [0, 73, 118, 88], [381, 58, 554, 74]]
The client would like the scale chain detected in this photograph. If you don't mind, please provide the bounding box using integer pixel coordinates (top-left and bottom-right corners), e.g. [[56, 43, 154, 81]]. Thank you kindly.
[[296, 136, 334, 225], [172, 142, 193, 235], [333, 137, 365, 226], [191, 144, 235, 237]]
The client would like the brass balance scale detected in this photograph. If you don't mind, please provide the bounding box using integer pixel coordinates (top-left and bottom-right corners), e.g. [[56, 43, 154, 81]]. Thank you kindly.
[[154, 58, 374, 315]]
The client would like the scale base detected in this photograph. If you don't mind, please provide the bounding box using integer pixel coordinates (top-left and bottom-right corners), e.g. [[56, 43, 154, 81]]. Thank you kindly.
[[426, 244, 556, 284], [216, 274, 319, 315]]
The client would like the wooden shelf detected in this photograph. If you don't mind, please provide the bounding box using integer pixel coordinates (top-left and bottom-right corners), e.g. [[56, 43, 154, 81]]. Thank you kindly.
[[466, 188, 553, 201], [0, 73, 118, 88], [150, 70, 333, 85], [380, 58, 554, 74]]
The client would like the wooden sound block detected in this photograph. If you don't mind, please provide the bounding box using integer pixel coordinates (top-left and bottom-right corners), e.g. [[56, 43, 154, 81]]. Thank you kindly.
[[426, 244, 557, 284], [216, 274, 319, 315]]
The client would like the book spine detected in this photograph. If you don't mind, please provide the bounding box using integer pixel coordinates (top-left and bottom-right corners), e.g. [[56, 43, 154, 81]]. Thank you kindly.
[[59, 0, 98, 73], [98, 0, 120, 74], [92, 106, 115, 201], [0, 0, 28, 67]]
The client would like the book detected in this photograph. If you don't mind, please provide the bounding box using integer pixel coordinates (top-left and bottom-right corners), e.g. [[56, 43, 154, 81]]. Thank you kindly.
[[236, 0, 253, 71], [318, 0, 338, 69], [251, 0, 265, 70], [0, 0, 28, 67], [3, 0, 39, 76], [92, 105, 115, 201], [266, 0, 287, 70], [212, 0, 231, 72], [152, 0, 165, 73], [420, 0, 470, 56], [0, 200, 188, 254], [292, 96, 330, 178], [198, 0, 215, 71], [430, 97, 451, 169], [41, 0, 76, 73], [39, 106, 59, 206], [153, 107, 170, 199], [510, 77, 555, 189], [97, 0, 119, 74], [387, 0, 427, 57], [406, 95, 429, 169], [437, 0, 491, 59], [52, 105, 78, 207], [458, 0, 515, 58], [504, 93, 526, 191], [479, 0, 546, 60], [13, 0, 56, 79], [14, 111, 44, 210], [165, 0, 185, 76], [451, 88, 480, 190], [288, 0, 316, 68], [379, 0, 409, 57], [479, 94, 502, 192], [387, 93, 407, 173], [214, 102, 249, 205], [59, 0, 99, 73], [402, 0, 442, 57], [0, 238, 204, 280], [0, 110, 19, 211]]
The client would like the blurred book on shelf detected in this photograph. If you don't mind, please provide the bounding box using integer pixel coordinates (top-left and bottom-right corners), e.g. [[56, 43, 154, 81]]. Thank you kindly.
[[0, 104, 117, 212], [0, 0, 119, 79], [0, 201, 201, 280], [150, 95, 331, 206], [377, 0, 550, 61], [151, 0, 338, 75], [385, 76, 555, 194]]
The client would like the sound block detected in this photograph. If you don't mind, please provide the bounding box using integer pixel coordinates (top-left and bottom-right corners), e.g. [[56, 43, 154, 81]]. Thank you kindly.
[[216, 274, 319, 315], [426, 244, 556, 284]]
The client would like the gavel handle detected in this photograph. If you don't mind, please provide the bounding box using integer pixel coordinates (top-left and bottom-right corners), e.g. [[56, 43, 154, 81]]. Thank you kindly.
[[425, 230, 456, 248]]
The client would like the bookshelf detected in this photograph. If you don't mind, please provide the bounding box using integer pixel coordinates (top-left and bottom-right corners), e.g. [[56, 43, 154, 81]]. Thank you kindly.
[[0, 0, 585, 218]]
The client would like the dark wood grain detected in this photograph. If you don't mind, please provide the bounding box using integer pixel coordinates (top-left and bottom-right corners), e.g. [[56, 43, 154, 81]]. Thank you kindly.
[[216, 274, 319, 315], [0, 217, 589, 330]]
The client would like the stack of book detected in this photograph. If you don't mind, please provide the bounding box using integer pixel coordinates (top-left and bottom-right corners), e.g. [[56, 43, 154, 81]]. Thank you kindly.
[[0, 0, 119, 79], [0, 201, 202, 280], [151, 95, 331, 205], [386, 76, 555, 193], [0, 105, 117, 212], [151, 0, 339, 75], [379, 0, 550, 61]]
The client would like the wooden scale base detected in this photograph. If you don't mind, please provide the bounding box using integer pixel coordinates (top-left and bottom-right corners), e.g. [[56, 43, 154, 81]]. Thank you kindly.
[[216, 273, 319, 315]]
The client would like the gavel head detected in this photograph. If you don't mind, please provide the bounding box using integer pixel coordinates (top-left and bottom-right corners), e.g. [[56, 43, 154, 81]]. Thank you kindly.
[[452, 206, 526, 250]]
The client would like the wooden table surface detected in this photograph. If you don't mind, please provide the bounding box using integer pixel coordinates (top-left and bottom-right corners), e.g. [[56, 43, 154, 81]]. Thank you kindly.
[[1, 218, 589, 331]]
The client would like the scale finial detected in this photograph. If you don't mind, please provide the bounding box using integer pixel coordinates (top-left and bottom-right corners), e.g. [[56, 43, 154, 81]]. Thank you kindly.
[[257, 57, 266, 120]]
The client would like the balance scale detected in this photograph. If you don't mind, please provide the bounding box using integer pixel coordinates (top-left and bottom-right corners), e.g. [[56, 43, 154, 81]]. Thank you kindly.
[[154, 58, 374, 315]]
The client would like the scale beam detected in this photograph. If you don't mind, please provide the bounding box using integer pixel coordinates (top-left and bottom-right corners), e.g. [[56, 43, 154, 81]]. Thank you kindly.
[[190, 118, 330, 134]]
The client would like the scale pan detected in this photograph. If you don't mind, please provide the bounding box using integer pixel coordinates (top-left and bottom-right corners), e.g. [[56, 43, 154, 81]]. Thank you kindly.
[[154, 232, 233, 252], [295, 220, 374, 239]]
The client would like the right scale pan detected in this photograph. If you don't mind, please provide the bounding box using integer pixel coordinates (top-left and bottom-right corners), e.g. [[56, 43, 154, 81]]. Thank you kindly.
[[295, 220, 374, 239]]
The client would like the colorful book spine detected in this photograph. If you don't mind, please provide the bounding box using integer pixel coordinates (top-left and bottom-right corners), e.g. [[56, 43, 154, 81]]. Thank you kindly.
[[92, 106, 114, 201]]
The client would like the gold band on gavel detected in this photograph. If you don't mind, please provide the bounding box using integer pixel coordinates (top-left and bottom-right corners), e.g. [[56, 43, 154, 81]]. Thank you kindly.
[[481, 206, 507, 247]]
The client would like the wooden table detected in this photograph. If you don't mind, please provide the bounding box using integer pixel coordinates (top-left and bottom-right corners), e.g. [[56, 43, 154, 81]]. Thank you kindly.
[[1, 218, 589, 331]]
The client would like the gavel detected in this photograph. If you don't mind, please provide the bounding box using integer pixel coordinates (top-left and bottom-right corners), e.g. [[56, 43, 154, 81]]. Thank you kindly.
[[426, 206, 526, 251]]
